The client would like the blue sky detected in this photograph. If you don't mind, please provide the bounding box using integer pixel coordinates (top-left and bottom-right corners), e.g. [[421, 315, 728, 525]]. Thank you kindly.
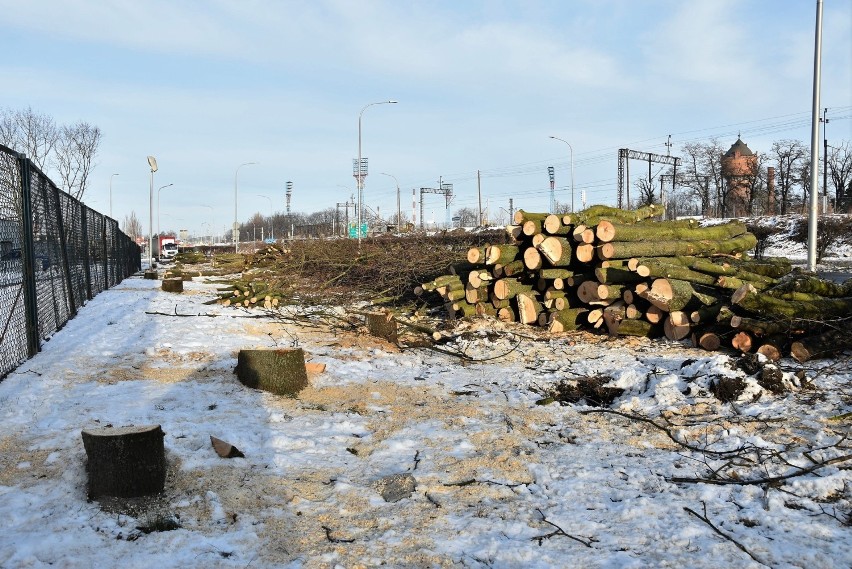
[[2, 0, 850, 236]]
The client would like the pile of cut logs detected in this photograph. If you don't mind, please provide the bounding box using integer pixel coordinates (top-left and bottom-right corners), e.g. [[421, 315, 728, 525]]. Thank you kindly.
[[213, 280, 282, 309], [419, 205, 852, 362]]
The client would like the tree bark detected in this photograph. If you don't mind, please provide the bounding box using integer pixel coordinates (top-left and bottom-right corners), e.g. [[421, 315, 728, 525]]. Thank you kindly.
[[81, 425, 166, 499], [235, 348, 309, 396]]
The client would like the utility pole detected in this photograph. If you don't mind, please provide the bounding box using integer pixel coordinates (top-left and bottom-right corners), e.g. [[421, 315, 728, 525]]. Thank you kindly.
[[509, 198, 514, 223], [548, 166, 555, 214], [665, 134, 672, 157], [477, 169, 482, 227], [821, 107, 829, 213]]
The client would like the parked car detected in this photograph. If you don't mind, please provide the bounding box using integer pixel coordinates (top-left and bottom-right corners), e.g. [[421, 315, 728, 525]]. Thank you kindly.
[[0, 249, 50, 271]]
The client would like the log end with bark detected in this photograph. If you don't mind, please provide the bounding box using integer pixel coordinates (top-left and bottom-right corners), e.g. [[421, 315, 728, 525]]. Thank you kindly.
[[162, 278, 184, 293]]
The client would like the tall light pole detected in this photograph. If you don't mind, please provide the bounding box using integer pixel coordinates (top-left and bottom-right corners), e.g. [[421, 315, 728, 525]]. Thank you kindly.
[[356, 100, 397, 245], [549, 136, 575, 212], [380, 172, 400, 230], [807, 0, 823, 272], [257, 194, 273, 240], [109, 173, 119, 219], [234, 162, 258, 253], [157, 183, 174, 249], [146, 156, 158, 268]]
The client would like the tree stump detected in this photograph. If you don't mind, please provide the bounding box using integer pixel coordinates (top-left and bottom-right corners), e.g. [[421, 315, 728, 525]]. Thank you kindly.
[[162, 278, 184, 293], [81, 425, 166, 499], [235, 348, 309, 396], [144, 270, 158, 280], [366, 312, 399, 343]]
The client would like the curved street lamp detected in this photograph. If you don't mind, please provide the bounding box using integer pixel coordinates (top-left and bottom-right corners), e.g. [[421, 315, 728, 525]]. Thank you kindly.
[[549, 136, 575, 212], [234, 162, 258, 253], [357, 100, 397, 244], [157, 183, 174, 250], [146, 156, 158, 268], [380, 172, 401, 230]]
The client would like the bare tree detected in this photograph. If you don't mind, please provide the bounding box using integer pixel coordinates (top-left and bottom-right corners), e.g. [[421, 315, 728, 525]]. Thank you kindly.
[[55, 122, 102, 201], [679, 139, 726, 217], [452, 207, 478, 227], [634, 176, 657, 207], [122, 211, 143, 242], [0, 107, 59, 172], [769, 139, 806, 215], [827, 142, 852, 212]]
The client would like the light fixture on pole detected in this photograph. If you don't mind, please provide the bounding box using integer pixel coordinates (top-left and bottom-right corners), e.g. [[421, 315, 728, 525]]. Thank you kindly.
[[109, 173, 119, 219], [356, 100, 397, 245], [257, 194, 273, 240], [146, 156, 158, 269], [380, 172, 400, 230], [157, 183, 174, 250], [234, 162, 258, 253], [549, 136, 575, 212], [201, 205, 213, 246]]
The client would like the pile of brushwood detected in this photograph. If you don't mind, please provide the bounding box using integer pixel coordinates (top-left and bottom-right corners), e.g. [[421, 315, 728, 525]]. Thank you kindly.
[[206, 233, 509, 308], [419, 205, 852, 362]]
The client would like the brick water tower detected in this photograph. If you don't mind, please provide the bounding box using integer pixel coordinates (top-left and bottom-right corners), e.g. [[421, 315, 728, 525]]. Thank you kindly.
[[721, 137, 758, 217]]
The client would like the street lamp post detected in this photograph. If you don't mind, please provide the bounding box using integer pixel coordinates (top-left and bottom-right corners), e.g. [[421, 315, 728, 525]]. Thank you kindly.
[[201, 205, 213, 246], [549, 136, 575, 212], [109, 173, 119, 219], [357, 100, 397, 245], [146, 156, 158, 269], [380, 172, 400, 230], [257, 194, 273, 240], [157, 183, 174, 254], [234, 162, 258, 253]]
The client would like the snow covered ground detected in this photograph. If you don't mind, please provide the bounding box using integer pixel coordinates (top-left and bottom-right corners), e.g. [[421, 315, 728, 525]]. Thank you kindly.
[[0, 271, 849, 568]]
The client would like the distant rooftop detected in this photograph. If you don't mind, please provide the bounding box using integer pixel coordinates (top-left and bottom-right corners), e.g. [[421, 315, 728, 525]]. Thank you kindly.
[[725, 137, 754, 157]]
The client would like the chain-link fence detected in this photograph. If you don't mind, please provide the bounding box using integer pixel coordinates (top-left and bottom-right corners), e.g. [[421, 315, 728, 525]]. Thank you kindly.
[[0, 143, 141, 380]]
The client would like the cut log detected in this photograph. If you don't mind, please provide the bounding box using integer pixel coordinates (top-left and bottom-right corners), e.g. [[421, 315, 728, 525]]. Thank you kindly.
[[539, 236, 574, 266], [731, 331, 754, 353], [597, 233, 757, 260], [500, 259, 526, 277], [494, 278, 534, 300], [543, 214, 572, 235], [548, 308, 588, 333], [516, 292, 543, 324], [594, 266, 644, 285], [663, 314, 692, 341], [643, 278, 696, 312], [790, 326, 852, 362], [144, 270, 158, 280], [755, 334, 786, 362], [595, 219, 744, 243], [522, 219, 543, 236], [235, 348, 309, 396], [523, 246, 544, 270], [467, 246, 488, 264], [732, 283, 852, 320], [81, 424, 166, 499], [575, 243, 596, 263], [611, 319, 660, 338], [696, 331, 722, 351], [539, 268, 574, 280], [513, 210, 549, 225], [486, 244, 520, 266]]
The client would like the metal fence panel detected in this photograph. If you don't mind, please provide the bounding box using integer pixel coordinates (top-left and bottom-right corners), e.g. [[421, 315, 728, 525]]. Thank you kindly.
[[0, 143, 141, 380]]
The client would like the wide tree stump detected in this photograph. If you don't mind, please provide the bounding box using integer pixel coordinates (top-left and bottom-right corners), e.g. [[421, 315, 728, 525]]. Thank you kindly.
[[366, 312, 398, 343], [235, 348, 309, 396], [143, 270, 158, 280], [162, 278, 184, 293], [81, 425, 166, 499]]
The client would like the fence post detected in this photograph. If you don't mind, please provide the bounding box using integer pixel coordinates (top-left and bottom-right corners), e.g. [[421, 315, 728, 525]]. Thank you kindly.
[[102, 215, 108, 290], [17, 154, 40, 357], [81, 207, 93, 300], [52, 186, 78, 317]]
